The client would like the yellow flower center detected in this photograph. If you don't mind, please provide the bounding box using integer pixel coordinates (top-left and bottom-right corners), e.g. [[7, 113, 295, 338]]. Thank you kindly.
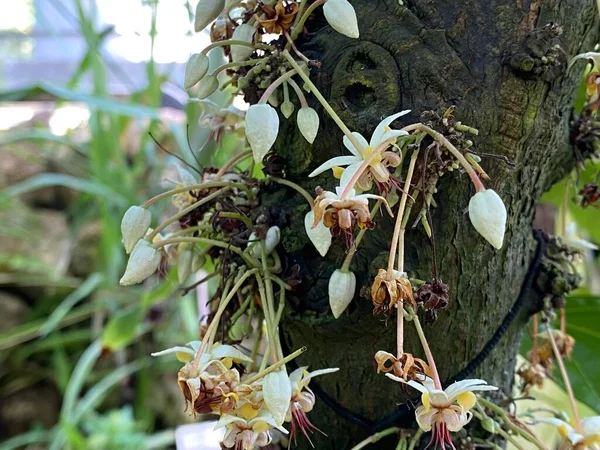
[[222, 357, 233, 369], [175, 351, 193, 363], [252, 420, 271, 433], [558, 424, 570, 439], [456, 391, 477, 411], [421, 392, 431, 411], [332, 166, 345, 179], [239, 402, 259, 419], [363, 145, 383, 166]]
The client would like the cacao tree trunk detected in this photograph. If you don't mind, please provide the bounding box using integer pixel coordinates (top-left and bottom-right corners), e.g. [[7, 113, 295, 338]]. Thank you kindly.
[[266, 1, 599, 448]]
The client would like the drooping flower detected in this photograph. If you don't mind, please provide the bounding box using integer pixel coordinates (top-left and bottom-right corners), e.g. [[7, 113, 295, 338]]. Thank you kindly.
[[328, 269, 356, 318], [285, 367, 339, 444], [245, 104, 280, 163], [297, 107, 320, 144], [121, 206, 151, 254], [312, 186, 392, 244], [184, 53, 210, 89], [119, 239, 161, 285], [304, 210, 332, 257], [322, 0, 360, 39], [216, 409, 288, 450], [468, 189, 507, 249], [374, 351, 431, 381], [386, 375, 498, 449], [308, 111, 409, 192], [195, 0, 225, 32], [371, 268, 414, 315], [258, 0, 299, 34], [536, 416, 600, 450]]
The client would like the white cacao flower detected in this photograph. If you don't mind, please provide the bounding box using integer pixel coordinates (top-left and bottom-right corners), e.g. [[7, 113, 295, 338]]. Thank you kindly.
[[121, 206, 151, 254], [329, 269, 356, 318], [184, 53, 209, 89], [297, 107, 319, 144], [262, 369, 292, 426], [194, 0, 225, 32], [304, 210, 332, 257], [245, 104, 280, 163], [119, 240, 161, 286], [231, 24, 256, 62], [323, 0, 360, 39], [468, 189, 507, 249]]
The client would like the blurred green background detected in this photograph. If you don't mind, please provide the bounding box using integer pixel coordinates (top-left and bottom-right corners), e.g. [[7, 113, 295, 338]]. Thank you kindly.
[[0, 1, 598, 449]]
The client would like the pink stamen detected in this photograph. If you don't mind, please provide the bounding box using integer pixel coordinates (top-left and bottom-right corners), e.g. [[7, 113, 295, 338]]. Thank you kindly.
[[289, 404, 325, 448], [424, 423, 456, 450]]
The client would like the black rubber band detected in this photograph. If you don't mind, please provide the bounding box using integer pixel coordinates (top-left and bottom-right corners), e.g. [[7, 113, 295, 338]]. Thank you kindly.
[[281, 229, 547, 433]]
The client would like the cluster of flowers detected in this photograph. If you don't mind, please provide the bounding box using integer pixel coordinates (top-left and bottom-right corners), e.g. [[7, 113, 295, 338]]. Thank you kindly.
[[153, 342, 337, 449]]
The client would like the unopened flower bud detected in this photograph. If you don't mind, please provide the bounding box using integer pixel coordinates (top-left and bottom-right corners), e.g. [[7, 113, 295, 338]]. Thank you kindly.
[[194, 0, 225, 32], [329, 269, 356, 318], [481, 417, 497, 433], [263, 369, 292, 426], [120, 240, 161, 286], [281, 101, 295, 119], [248, 226, 281, 258], [468, 189, 507, 249], [304, 210, 331, 256], [121, 206, 151, 254], [184, 53, 209, 89], [192, 252, 206, 272], [297, 107, 319, 144], [245, 104, 280, 163], [177, 244, 193, 284], [231, 24, 256, 62], [196, 75, 219, 99], [323, 0, 360, 39]]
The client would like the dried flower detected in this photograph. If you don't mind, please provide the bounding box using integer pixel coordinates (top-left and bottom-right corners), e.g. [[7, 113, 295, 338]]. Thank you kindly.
[[580, 183, 599, 208], [258, 0, 299, 34], [120, 240, 161, 285], [416, 278, 450, 323], [121, 206, 151, 254], [538, 329, 576, 360], [387, 375, 498, 447], [516, 362, 547, 394], [322, 0, 360, 39], [308, 111, 409, 192], [375, 351, 431, 381], [328, 269, 356, 318], [245, 104, 280, 163], [371, 269, 414, 315], [468, 189, 507, 249]]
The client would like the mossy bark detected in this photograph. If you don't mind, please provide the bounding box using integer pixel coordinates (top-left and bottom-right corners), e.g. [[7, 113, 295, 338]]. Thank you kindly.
[[265, 1, 598, 448]]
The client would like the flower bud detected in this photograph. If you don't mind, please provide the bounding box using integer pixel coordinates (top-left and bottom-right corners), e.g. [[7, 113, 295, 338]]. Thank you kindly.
[[297, 107, 319, 144], [119, 240, 161, 286], [245, 104, 280, 163], [304, 210, 331, 256], [196, 75, 219, 99], [184, 53, 209, 89], [323, 0, 360, 39], [263, 369, 292, 426], [192, 251, 206, 272], [248, 226, 281, 258], [194, 0, 225, 32], [329, 269, 356, 318], [468, 189, 507, 249], [177, 244, 193, 284], [121, 206, 151, 254], [281, 101, 295, 119], [231, 24, 256, 62]]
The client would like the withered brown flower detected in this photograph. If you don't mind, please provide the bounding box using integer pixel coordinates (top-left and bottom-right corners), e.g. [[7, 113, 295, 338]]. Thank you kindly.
[[517, 362, 547, 394], [374, 350, 432, 381], [258, 0, 298, 34], [580, 183, 599, 208], [539, 329, 575, 360], [416, 278, 450, 323], [371, 268, 414, 315]]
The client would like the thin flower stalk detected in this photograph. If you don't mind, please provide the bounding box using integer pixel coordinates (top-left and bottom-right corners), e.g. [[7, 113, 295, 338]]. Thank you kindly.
[[244, 346, 307, 385], [287, 78, 308, 108], [142, 181, 246, 207], [215, 150, 253, 178], [289, 0, 326, 41], [349, 427, 400, 450], [282, 50, 365, 155], [402, 123, 485, 192], [410, 309, 442, 389], [269, 176, 314, 206], [201, 39, 274, 54], [340, 201, 382, 271], [547, 323, 582, 432], [258, 69, 300, 104]]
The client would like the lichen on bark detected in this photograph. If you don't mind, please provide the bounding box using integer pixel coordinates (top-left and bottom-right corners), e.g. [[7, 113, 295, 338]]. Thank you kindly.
[[262, 1, 599, 448]]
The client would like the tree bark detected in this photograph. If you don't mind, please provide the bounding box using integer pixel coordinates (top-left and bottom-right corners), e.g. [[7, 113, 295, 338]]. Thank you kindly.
[[265, 1, 599, 448]]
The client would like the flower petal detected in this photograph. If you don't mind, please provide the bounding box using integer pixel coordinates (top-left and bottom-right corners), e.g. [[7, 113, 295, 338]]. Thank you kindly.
[[343, 132, 368, 157], [380, 129, 409, 143], [414, 405, 436, 432], [339, 161, 363, 191], [308, 156, 361, 177], [263, 369, 292, 426], [305, 210, 332, 256], [581, 415, 600, 436], [371, 110, 411, 146]]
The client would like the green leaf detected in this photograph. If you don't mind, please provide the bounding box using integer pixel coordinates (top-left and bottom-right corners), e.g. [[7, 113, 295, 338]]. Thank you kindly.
[[563, 295, 600, 411], [1, 173, 128, 207], [101, 309, 143, 352], [52, 348, 73, 394], [41, 273, 104, 336]]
